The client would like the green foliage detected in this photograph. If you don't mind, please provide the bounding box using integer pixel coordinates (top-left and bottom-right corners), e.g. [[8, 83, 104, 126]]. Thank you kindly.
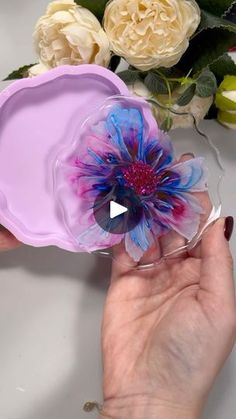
[[193, 10, 236, 38], [75, 0, 109, 21], [210, 53, 236, 82], [224, 2, 236, 22], [177, 84, 196, 106], [5, 0, 235, 131], [144, 72, 169, 95], [117, 70, 141, 84], [195, 69, 217, 97], [196, 10, 236, 35], [178, 10, 236, 73], [196, 0, 235, 17], [161, 117, 173, 132], [3, 64, 36, 81], [179, 13, 236, 73], [153, 67, 184, 79]]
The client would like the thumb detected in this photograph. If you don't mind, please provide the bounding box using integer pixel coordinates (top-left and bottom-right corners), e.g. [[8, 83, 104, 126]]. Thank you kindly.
[[0, 226, 21, 251], [200, 217, 235, 304]]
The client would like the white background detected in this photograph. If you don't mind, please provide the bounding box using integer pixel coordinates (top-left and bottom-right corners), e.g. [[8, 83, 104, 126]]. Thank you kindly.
[[0, 2, 236, 419]]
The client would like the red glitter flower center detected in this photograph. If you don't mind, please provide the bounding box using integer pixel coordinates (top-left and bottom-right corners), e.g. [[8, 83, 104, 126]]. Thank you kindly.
[[122, 161, 158, 196]]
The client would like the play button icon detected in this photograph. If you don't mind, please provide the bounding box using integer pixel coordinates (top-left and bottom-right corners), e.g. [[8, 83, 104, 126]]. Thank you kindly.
[[93, 186, 143, 235], [110, 201, 128, 219]]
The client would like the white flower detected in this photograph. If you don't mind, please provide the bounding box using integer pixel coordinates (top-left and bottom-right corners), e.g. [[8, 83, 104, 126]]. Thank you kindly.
[[129, 80, 213, 128], [33, 0, 111, 72], [104, 0, 201, 71], [28, 62, 50, 77]]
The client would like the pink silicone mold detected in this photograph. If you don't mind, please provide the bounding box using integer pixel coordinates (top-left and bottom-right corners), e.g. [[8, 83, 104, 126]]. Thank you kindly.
[[0, 65, 130, 251]]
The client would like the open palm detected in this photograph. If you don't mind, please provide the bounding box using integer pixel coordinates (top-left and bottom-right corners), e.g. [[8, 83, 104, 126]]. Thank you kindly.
[[101, 220, 236, 418]]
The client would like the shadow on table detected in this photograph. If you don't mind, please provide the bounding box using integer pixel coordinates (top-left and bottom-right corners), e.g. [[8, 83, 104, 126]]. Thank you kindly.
[[203, 353, 236, 419], [17, 347, 236, 419], [18, 279, 107, 419], [0, 245, 111, 419], [0, 244, 111, 290]]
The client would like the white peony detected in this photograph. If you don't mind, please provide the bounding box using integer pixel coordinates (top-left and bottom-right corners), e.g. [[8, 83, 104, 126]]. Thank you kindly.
[[28, 62, 50, 77], [30, 0, 111, 75], [104, 0, 201, 71]]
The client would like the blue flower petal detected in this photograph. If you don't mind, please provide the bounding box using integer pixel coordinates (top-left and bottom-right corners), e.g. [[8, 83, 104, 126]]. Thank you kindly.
[[87, 148, 105, 165], [125, 217, 154, 262], [158, 158, 207, 193], [69, 103, 206, 261], [106, 106, 145, 161], [129, 217, 151, 252], [144, 133, 174, 171]]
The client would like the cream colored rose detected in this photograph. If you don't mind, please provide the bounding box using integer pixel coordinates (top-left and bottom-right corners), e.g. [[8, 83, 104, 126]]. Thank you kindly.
[[33, 0, 111, 71], [104, 0, 201, 71], [28, 62, 50, 77], [129, 80, 213, 129]]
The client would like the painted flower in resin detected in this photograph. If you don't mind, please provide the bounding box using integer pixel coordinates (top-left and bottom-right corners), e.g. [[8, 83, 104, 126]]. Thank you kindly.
[[70, 105, 207, 261]]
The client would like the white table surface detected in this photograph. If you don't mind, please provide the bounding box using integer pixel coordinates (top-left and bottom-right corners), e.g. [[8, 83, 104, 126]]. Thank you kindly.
[[0, 2, 236, 419]]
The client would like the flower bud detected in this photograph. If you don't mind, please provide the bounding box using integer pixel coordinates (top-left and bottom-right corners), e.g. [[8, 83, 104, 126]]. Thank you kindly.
[[215, 75, 236, 129]]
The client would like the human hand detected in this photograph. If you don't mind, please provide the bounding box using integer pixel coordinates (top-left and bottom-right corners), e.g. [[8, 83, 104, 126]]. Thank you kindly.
[[101, 217, 235, 419], [0, 226, 20, 251]]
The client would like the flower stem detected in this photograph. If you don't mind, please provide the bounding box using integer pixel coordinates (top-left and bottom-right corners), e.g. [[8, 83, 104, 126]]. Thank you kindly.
[[155, 69, 173, 129]]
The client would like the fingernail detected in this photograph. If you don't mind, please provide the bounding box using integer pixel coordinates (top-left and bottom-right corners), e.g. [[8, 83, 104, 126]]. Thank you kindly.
[[182, 152, 195, 158], [224, 216, 234, 241]]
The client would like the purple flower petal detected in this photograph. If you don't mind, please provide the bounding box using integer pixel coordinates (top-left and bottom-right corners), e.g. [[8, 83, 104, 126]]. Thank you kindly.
[[145, 130, 174, 171], [152, 193, 203, 241], [77, 221, 123, 252], [59, 102, 209, 261], [159, 157, 207, 192], [74, 129, 122, 168]]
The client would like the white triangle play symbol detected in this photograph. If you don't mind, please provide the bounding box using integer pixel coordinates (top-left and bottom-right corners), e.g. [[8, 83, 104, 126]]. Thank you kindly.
[[110, 201, 128, 219]]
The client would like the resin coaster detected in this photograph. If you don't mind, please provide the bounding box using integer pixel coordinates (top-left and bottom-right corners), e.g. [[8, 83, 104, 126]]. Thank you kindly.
[[0, 65, 223, 268]]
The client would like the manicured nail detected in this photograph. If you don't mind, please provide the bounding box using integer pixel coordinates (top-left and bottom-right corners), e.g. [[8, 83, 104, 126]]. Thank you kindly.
[[224, 216, 234, 241], [182, 152, 195, 158]]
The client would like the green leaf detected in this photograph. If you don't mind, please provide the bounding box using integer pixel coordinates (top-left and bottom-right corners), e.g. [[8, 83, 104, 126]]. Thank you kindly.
[[196, 0, 235, 17], [179, 30, 236, 74], [144, 72, 169, 94], [154, 67, 184, 78], [117, 70, 140, 84], [75, 0, 109, 21], [177, 84, 196, 106], [210, 53, 236, 82], [195, 10, 236, 35], [195, 69, 217, 97], [224, 3, 236, 22], [178, 10, 236, 73], [3, 64, 36, 81], [108, 55, 121, 73]]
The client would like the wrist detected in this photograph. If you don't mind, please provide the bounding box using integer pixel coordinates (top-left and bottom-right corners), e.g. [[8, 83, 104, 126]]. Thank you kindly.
[[102, 396, 201, 419]]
